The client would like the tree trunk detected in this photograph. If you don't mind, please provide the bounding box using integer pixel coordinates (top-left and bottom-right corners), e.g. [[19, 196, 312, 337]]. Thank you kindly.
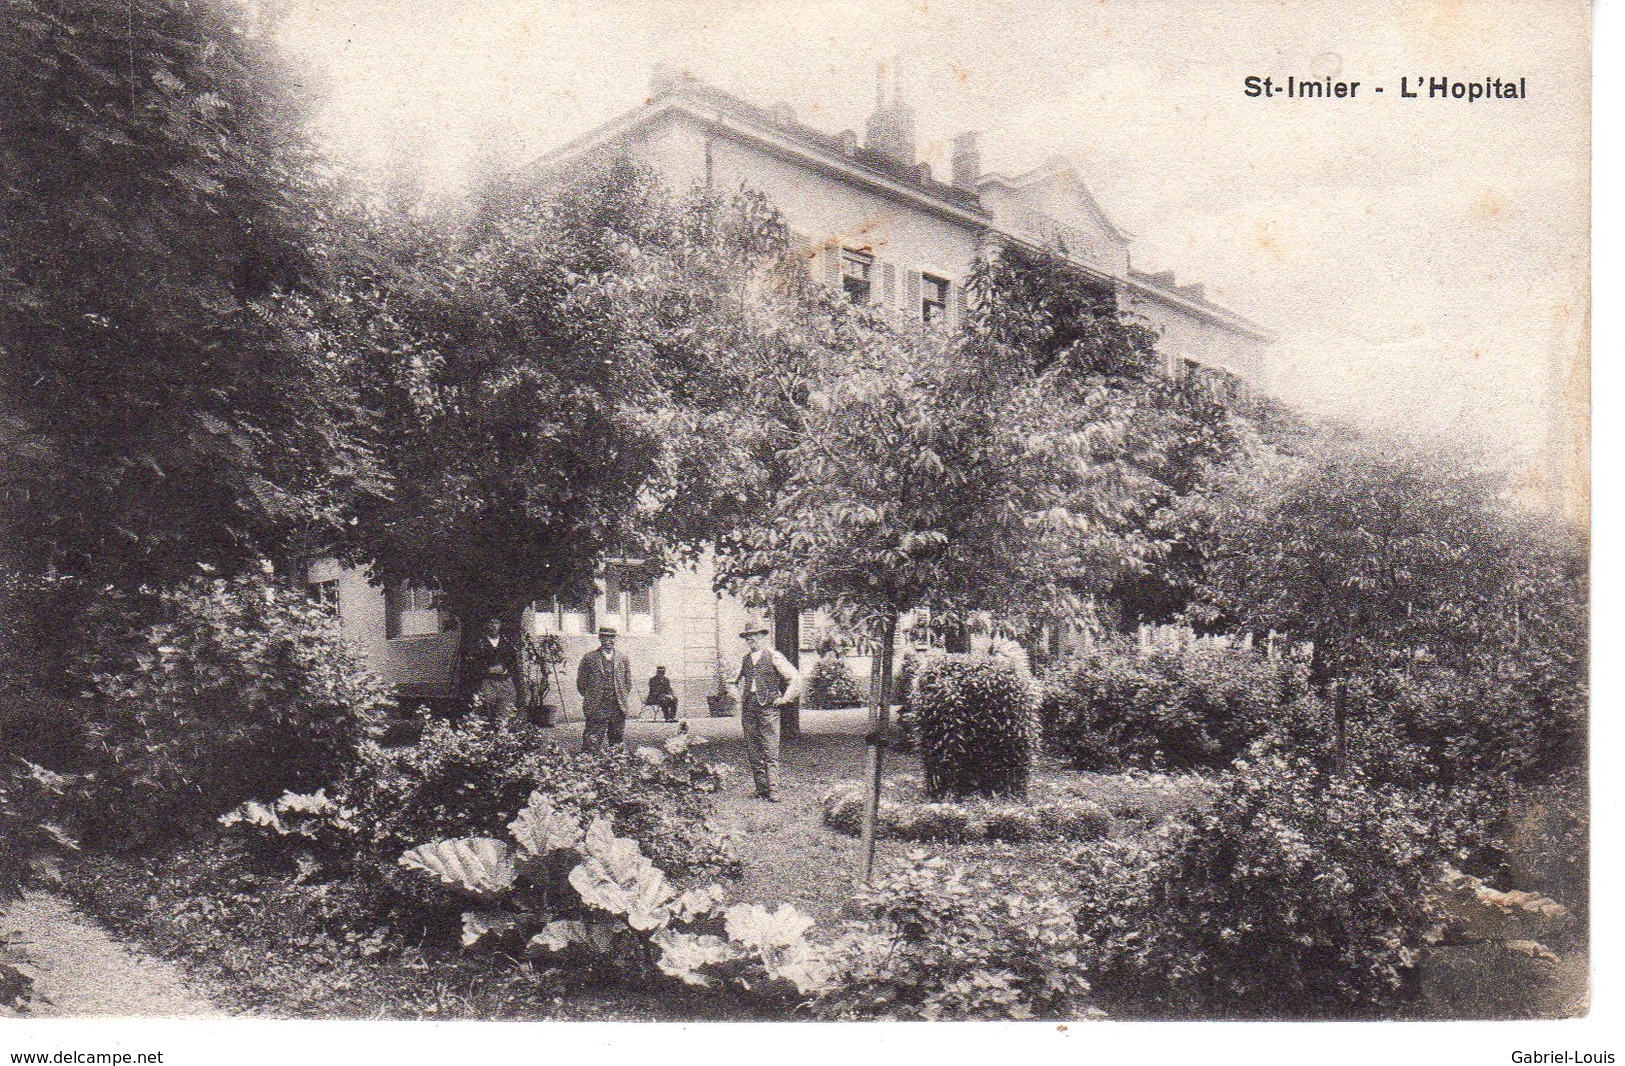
[[775, 599, 801, 737], [859, 611, 899, 884]]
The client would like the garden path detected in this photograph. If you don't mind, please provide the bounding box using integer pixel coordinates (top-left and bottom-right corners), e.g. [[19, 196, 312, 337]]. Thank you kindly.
[[2, 892, 227, 1018]]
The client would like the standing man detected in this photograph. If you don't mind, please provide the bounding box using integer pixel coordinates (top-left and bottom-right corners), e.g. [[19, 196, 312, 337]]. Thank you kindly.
[[576, 624, 632, 752], [735, 617, 802, 802]]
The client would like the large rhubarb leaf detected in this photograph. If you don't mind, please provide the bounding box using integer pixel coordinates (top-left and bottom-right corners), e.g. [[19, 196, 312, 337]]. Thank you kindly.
[[723, 903, 830, 995], [650, 929, 743, 988], [568, 818, 676, 931], [398, 837, 517, 898], [508, 792, 583, 858]]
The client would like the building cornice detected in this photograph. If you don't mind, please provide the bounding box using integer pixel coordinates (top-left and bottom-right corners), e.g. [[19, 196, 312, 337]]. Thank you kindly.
[[524, 95, 994, 230]]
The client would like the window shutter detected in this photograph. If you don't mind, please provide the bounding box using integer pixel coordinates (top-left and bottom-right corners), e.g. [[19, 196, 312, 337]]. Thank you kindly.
[[881, 261, 896, 308], [905, 271, 922, 320], [954, 280, 969, 324], [823, 244, 841, 289]]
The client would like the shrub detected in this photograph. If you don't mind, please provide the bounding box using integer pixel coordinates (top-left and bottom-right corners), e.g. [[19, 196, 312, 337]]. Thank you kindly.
[[803, 656, 865, 709], [912, 655, 1040, 800], [1040, 640, 1312, 772], [1336, 666, 1585, 790], [819, 851, 1097, 1020], [344, 716, 739, 905], [82, 574, 393, 846], [1074, 752, 1469, 1018]]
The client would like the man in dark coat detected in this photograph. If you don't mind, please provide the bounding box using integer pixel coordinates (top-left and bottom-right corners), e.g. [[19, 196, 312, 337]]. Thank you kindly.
[[576, 624, 632, 751]]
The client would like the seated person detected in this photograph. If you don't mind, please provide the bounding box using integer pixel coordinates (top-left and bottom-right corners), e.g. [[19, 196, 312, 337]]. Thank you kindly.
[[645, 665, 679, 722]]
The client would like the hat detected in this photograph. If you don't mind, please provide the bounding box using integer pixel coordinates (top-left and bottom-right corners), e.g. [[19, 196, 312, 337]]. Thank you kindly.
[[739, 616, 771, 638], [598, 624, 619, 637]]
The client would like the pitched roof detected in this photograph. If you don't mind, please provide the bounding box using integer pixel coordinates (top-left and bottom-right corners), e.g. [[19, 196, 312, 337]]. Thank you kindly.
[[525, 69, 990, 226]]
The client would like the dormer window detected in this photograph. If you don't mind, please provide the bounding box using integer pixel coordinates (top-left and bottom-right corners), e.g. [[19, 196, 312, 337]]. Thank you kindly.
[[841, 250, 874, 304]]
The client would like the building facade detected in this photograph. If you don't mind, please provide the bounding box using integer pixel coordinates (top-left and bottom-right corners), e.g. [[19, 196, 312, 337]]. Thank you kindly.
[[312, 68, 1273, 717]]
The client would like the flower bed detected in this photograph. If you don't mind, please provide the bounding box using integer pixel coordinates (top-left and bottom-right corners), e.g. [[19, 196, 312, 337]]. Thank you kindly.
[[820, 776, 1111, 844]]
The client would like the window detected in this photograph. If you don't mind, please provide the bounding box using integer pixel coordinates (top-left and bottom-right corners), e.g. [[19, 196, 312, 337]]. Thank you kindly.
[[921, 274, 949, 323], [841, 249, 873, 304], [605, 567, 657, 635], [386, 584, 446, 639], [532, 596, 595, 635], [308, 579, 340, 612]]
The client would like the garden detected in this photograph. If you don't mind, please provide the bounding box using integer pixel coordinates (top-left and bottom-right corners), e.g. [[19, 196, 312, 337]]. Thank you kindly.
[[0, 0, 1589, 1027]]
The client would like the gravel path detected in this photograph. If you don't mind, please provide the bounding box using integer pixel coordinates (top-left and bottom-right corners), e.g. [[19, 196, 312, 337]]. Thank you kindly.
[[2, 892, 226, 1018]]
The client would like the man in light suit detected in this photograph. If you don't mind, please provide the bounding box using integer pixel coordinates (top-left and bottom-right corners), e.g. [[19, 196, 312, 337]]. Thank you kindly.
[[735, 617, 802, 801], [576, 624, 632, 752]]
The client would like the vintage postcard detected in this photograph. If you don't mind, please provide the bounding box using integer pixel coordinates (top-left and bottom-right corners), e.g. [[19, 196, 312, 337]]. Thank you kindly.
[[0, 0, 1599, 1061]]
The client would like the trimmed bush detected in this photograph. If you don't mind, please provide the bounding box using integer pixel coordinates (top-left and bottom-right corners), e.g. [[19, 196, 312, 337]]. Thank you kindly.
[[1040, 640, 1313, 773], [912, 655, 1040, 800], [803, 655, 864, 709], [1074, 752, 1470, 1018], [83, 574, 393, 846]]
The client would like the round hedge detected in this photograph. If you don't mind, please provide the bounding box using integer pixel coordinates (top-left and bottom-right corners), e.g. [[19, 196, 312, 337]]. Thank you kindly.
[[911, 655, 1040, 800]]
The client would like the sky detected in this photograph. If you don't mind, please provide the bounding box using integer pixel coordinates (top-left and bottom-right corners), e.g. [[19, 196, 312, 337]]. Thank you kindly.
[[274, 0, 1591, 505]]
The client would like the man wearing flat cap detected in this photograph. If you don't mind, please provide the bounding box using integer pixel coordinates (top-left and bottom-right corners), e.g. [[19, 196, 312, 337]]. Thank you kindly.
[[734, 617, 802, 801], [577, 624, 633, 752]]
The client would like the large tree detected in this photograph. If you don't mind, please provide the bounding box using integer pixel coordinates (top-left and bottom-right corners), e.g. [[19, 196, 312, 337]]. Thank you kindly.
[[716, 245, 1188, 877], [334, 158, 792, 705], [0, 0, 379, 593]]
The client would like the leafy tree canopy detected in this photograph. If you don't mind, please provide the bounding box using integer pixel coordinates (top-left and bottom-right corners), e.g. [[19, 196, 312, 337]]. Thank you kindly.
[[0, 0, 380, 591], [334, 157, 797, 632], [1191, 436, 1586, 681]]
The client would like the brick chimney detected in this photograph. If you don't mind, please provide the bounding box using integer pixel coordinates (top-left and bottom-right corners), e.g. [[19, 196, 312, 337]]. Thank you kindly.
[[864, 61, 916, 165], [951, 132, 981, 189]]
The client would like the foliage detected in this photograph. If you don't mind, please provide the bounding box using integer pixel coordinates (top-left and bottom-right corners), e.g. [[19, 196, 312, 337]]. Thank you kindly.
[[1040, 639, 1315, 772], [0, 0, 380, 593], [83, 572, 392, 846], [818, 851, 1097, 1020], [394, 777, 828, 1005], [1330, 666, 1582, 791], [1074, 752, 1470, 1018], [803, 656, 864, 709], [1193, 438, 1586, 686], [218, 789, 361, 867], [821, 781, 1111, 844], [334, 157, 797, 700], [343, 717, 738, 912], [911, 656, 1042, 800]]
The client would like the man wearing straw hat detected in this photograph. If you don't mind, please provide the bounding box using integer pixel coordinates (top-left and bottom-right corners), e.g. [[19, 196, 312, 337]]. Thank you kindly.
[[734, 616, 802, 801], [577, 623, 633, 752]]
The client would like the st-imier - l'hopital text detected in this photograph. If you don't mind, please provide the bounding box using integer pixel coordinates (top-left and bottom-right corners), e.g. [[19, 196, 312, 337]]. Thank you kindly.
[[1243, 75, 1526, 101]]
